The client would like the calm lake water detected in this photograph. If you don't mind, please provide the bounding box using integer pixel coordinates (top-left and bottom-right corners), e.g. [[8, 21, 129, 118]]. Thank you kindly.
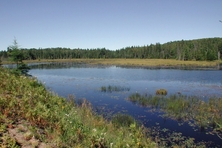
[[28, 62, 222, 146]]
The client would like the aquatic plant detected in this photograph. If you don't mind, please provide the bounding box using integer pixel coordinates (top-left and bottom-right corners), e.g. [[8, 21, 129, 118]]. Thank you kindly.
[[146, 126, 207, 147], [128, 92, 222, 136], [100, 85, 130, 92], [100, 86, 107, 92], [156, 89, 168, 96], [111, 113, 136, 128], [128, 93, 163, 108]]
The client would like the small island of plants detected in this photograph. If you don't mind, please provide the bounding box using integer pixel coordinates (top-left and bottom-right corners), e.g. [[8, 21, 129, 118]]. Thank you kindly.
[[128, 92, 222, 138]]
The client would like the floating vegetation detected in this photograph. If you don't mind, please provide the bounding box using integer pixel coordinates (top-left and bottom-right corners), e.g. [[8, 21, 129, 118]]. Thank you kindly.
[[100, 85, 130, 93], [128, 93, 222, 137], [156, 89, 168, 96], [111, 113, 136, 128], [129, 93, 161, 108], [146, 126, 207, 147]]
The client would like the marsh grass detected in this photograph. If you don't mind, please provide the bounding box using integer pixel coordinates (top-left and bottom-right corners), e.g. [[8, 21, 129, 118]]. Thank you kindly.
[[111, 114, 136, 128], [3, 58, 218, 69], [98, 59, 217, 68], [128, 93, 222, 136]]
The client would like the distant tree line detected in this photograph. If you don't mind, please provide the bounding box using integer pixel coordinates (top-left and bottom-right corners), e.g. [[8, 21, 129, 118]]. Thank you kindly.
[[1, 37, 222, 61]]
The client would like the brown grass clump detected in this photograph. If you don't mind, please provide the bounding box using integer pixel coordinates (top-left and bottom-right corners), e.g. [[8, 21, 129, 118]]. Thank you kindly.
[[6, 58, 218, 69], [156, 89, 168, 96]]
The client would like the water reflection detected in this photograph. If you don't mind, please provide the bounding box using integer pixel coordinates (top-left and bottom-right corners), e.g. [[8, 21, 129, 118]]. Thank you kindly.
[[28, 62, 109, 69]]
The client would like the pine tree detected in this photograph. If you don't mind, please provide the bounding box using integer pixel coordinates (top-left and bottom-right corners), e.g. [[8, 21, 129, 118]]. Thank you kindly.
[[7, 39, 30, 75], [218, 42, 222, 60], [7, 39, 24, 68]]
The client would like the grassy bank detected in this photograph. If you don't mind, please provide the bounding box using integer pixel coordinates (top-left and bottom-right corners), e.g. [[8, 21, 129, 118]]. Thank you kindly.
[[3, 58, 220, 69], [0, 67, 157, 147]]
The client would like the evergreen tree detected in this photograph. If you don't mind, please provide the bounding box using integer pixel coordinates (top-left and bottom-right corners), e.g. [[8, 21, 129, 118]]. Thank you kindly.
[[218, 42, 222, 60], [7, 39, 24, 68], [7, 39, 30, 75], [3, 37, 222, 61]]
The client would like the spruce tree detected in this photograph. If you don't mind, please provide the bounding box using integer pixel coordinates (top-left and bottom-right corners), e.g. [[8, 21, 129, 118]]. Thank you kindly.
[[7, 39, 29, 75]]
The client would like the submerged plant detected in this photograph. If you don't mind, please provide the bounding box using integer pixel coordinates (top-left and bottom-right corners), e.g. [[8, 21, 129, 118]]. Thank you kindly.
[[100, 85, 130, 93]]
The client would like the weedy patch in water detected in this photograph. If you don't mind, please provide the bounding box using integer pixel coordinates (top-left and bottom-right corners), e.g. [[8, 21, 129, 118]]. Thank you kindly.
[[100, 85, 130, 92], [128, 93, 222, 139], [156, 89, 168, 96], [111, 113, 136, 128], [146, 126, 208, 147]]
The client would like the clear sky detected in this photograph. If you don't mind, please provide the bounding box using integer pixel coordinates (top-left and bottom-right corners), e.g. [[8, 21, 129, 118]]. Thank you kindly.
[[1, 0, 222, 51]]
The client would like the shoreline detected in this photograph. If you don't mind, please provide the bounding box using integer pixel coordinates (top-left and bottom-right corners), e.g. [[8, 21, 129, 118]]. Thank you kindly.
[[3, 58, 221, 70]]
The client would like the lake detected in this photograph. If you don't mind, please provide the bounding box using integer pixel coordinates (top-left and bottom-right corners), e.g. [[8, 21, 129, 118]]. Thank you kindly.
[[28, 62, 222, 146]]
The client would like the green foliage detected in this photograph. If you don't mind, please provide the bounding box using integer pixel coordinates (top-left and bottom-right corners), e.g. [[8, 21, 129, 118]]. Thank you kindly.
[[7, 39, 24, 67], [0, 58, 2, 66], [0, 134, 20, 148], [1, 37, 221, 61], [17, 62, 30, 75], [218, 42, 222, 53], [128, 93, 222, 134], [111, 114, 136, 128], [7, 39, 30, 75]]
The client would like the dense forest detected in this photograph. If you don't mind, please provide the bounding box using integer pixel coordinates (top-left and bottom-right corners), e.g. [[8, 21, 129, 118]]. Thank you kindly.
[[1, 37, 222, 61]]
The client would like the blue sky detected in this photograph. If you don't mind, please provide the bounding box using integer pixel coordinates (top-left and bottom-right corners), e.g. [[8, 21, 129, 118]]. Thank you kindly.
[[1, 0, 222, 51]]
